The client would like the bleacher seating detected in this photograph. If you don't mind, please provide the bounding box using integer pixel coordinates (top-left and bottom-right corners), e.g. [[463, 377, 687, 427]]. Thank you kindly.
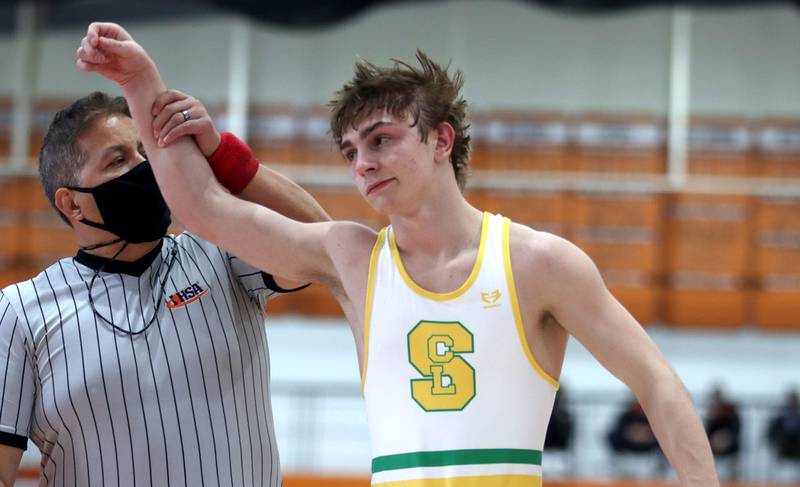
[[572, 113, 665, 174], [569, 192, 663, 325], [664, 193, 751, 328], [688, 116, 754, 177]]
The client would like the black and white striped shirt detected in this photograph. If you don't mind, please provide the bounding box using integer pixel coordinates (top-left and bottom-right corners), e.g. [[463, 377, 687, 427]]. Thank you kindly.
[[0, 233, 285, 487]]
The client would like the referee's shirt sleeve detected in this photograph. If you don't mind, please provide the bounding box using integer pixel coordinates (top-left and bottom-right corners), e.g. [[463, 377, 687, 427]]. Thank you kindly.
[[226, 254, 310, 304], [0, 292, 33, 450]]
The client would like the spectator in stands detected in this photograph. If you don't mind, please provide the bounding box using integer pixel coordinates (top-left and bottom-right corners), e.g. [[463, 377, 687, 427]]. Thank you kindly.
[[768, 389, 800, 461], [705, 385, 741, 480], [705, 386, 741, 458], [545, 386, 573, 451], [608, 397, 659, 454]]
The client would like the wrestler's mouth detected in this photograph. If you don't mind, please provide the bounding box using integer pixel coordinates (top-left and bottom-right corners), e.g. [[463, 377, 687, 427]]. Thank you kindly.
[[366, 178, 395, 195]]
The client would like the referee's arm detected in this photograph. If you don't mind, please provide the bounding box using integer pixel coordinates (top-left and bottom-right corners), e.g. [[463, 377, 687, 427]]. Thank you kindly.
[[0, 292, 33, 487], [0, 444, 22, 487], [239, 164, 330, 225]]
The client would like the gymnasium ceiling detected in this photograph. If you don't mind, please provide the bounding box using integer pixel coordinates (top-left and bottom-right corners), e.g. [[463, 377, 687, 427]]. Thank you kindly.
[[0, 0, 796, 32]]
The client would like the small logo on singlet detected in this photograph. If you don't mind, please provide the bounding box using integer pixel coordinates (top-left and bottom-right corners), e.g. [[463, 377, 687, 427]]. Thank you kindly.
[[166, 282, 208, 309], [481, 289, 501, 308]]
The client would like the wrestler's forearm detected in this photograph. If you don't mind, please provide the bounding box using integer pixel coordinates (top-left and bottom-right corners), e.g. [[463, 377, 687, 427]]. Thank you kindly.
[[640, 374, 719, 487], [119, 66, 226, 230]]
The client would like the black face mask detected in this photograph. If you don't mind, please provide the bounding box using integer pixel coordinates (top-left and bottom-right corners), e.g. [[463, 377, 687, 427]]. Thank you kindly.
[[68, 161, 171, 244]]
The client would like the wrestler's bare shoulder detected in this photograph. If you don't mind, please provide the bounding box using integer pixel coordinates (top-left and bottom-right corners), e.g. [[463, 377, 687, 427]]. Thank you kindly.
[[507, 222, 597, 294], [507, 222, 585, 265], [324, 220, 379, 256], [321, 220, 381, 284]]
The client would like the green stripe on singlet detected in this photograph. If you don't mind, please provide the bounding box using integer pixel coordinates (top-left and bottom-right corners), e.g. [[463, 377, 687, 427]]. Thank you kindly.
[[371, 448, 542, 473]]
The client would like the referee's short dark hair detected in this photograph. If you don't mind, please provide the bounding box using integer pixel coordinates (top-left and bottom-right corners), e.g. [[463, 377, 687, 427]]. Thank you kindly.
[[39, 91, 131, 225]]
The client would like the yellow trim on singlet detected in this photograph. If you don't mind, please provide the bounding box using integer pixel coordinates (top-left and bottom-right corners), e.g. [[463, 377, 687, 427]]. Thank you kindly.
[[374, 474, 542, 487], [501, 217, 560, 390], [362, 227, 388, 393], [389, 212, 490, 301]]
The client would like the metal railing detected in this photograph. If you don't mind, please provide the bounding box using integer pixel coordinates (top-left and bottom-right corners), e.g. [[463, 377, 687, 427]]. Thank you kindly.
[[270, 382, 800, 484]]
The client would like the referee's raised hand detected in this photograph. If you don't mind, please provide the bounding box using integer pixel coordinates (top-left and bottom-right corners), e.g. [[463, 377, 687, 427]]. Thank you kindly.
[[151, 89, 221, 156], [76, 22, 157, 87]]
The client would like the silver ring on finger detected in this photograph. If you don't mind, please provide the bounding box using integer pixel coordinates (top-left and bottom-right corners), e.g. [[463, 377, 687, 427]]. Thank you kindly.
[[181, 109, 190, 123]]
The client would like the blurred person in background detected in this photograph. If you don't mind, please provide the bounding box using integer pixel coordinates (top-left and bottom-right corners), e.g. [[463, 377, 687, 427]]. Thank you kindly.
[[607, 397, 659, 455], [543, 385, 575, 475], [704, 385, 741, 480], [76, 21, 719, 487], [0, 89, 328, 487], [544, 386, 573, 451], [607, 396, 664, 479], [768, 389, 800, 462]]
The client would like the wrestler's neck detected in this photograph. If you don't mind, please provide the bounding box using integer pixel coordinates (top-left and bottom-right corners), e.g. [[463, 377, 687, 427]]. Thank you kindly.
[[389, 185, 481, 259]]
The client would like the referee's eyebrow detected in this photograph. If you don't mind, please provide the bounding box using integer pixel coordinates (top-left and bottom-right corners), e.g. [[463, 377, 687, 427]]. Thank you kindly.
[[101, 144, 127, 158]]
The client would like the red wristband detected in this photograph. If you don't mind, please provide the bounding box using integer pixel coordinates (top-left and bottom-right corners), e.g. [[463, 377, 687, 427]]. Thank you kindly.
[[207, 132, 259, 195]]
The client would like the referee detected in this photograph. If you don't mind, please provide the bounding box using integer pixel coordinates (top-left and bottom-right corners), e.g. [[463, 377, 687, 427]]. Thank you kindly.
[[0, 91, 329, 487]]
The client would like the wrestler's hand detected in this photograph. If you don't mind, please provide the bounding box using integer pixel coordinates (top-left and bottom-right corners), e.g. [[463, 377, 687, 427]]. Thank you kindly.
[[151, 89, 221, 157], [76, 22, 156, 86]]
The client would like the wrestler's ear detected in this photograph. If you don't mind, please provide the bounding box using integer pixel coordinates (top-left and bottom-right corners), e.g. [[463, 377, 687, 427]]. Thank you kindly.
[[432, 121, 455, 165]]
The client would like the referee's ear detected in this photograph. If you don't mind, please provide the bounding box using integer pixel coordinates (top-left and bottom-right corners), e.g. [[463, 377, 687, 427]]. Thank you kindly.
[[54, 187, 81, 227]]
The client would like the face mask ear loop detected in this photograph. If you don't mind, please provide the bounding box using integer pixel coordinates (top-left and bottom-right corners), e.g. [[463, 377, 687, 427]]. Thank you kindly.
[[67, 186, 115, 239], [80, 238, 124, 252]]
